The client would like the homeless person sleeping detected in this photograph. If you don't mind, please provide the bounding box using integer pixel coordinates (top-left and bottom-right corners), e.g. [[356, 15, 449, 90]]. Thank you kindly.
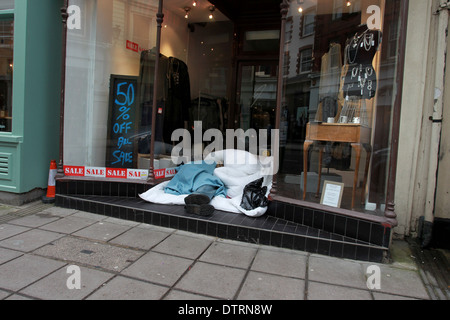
[[139, 149, 273, 218]]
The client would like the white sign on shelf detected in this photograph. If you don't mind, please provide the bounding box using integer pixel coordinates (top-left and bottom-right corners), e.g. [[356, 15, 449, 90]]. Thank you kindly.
[[320, 181, 345, 208]]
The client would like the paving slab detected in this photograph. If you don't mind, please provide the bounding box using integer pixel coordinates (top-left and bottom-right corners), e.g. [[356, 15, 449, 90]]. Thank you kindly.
[[372, 292, 418, 300], [362, 263, 430, 300], [122, 251, 193, 286], [152, 233, 213, 259], [175, 261, 246, 299], [0, 254, 65, 291], [0, 289, 10, 299], [4, 294, 34, 300], [20, 265, 114, 300], [251, 248, 308, 279], [307, 281, 373, 300], [7, 213, 60, 228], [109, 225, 171, 250], [86, 275, 168, 300], [237, 271, 305, 300], [199, 242, 258, 269], [103, 217, 140, 227], [0, 247, 23, 264], [308, 255, 367, 290], [0, 229, 65, 252], [33, 236, 143, 272], [0, 224, 30, 241], [38, 216, 97, 234], [40, 206, 79, 217], [71, 211, 106, 221], [72, 221, 133, 242]]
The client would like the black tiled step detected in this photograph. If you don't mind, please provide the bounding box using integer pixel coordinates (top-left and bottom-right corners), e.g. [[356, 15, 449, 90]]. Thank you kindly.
[[266, 201, 392, 248], [56, 179, 392, 248], [55, 194, 388, 262]]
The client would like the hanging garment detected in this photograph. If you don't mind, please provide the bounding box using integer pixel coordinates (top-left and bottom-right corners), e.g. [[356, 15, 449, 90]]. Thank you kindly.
[[138, 52, 191, 149], [164, 57, 191, 144]]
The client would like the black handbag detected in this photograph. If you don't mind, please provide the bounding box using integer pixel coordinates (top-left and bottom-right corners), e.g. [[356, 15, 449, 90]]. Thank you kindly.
[[240, 178, 269, 211]]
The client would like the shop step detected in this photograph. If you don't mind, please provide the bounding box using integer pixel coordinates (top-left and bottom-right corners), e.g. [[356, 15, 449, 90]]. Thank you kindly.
[[55, 194, 388, 262]]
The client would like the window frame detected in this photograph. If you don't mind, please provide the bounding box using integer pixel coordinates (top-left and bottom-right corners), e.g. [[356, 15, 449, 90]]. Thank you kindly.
[[0, 10, 14, 134], [298, 47, 313, 74]]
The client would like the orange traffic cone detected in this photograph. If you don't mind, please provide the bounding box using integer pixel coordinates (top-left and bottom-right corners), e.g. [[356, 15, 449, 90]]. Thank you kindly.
[[42, 160, 57, 204]]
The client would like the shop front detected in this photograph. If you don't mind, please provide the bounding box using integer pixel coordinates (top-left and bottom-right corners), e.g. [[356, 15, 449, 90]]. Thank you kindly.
[[56, 0, 412, 262], [0, 0, 62, 205]]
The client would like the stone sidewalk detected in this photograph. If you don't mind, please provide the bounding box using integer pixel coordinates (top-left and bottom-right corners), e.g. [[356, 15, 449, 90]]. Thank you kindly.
[[0, 202, 435, 300]]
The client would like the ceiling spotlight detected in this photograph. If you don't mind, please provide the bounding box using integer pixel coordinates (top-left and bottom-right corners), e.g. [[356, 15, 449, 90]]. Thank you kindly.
[[193, 1, 197, 7], [346, 1, 352, 7], [209, 5, 215, 20], [184, 7, 191, 19]]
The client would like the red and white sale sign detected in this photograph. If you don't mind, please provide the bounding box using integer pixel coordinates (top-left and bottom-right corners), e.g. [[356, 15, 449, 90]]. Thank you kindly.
[[63, 166, 175, 180], [126, 40, 139, 52]]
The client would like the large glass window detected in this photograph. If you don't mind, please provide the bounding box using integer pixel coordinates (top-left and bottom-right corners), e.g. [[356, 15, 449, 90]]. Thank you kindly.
[[64, 0, 233, 177], [0, 17, 14, 132], [279, 0, 403, 216], [64, 0, 404, 217]]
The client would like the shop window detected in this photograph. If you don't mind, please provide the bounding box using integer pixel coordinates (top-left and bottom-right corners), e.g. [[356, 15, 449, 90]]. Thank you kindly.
[[64, 0, 233, 178], [63, 0, 405, 218], [0, 17, 14, 132], [280, 0, 403, 216]]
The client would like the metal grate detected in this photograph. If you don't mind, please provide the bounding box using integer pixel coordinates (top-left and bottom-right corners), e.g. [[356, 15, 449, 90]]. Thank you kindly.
[[0, 203, 54, 224]]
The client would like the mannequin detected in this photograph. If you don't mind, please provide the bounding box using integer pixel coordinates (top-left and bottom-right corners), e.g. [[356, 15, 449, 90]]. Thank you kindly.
[[343, 27, 382, 99]]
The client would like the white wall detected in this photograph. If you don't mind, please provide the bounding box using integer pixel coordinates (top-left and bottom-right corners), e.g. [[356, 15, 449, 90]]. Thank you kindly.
[[395, 0, 444, 236]]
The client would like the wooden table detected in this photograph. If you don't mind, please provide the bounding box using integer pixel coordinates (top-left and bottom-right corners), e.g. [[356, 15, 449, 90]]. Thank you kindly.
[[303, 122, 372, 209]]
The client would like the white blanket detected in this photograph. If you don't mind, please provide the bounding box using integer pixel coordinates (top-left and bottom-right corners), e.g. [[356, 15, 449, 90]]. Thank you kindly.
[[139, 150, 273, 217]]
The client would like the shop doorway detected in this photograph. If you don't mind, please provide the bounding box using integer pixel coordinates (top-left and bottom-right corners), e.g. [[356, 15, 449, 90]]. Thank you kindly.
[[234, 62, 278, 152]]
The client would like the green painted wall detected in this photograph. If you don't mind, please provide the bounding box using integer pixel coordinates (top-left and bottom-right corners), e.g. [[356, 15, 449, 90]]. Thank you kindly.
[[0, 0, 63, 194]]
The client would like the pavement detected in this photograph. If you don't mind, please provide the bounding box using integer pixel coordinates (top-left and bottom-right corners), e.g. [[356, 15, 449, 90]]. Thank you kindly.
[[0, 200, 447, 302]]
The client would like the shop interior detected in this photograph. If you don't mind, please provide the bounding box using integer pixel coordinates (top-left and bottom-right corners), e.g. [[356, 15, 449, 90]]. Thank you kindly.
[[64, 0, 400, 217]]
